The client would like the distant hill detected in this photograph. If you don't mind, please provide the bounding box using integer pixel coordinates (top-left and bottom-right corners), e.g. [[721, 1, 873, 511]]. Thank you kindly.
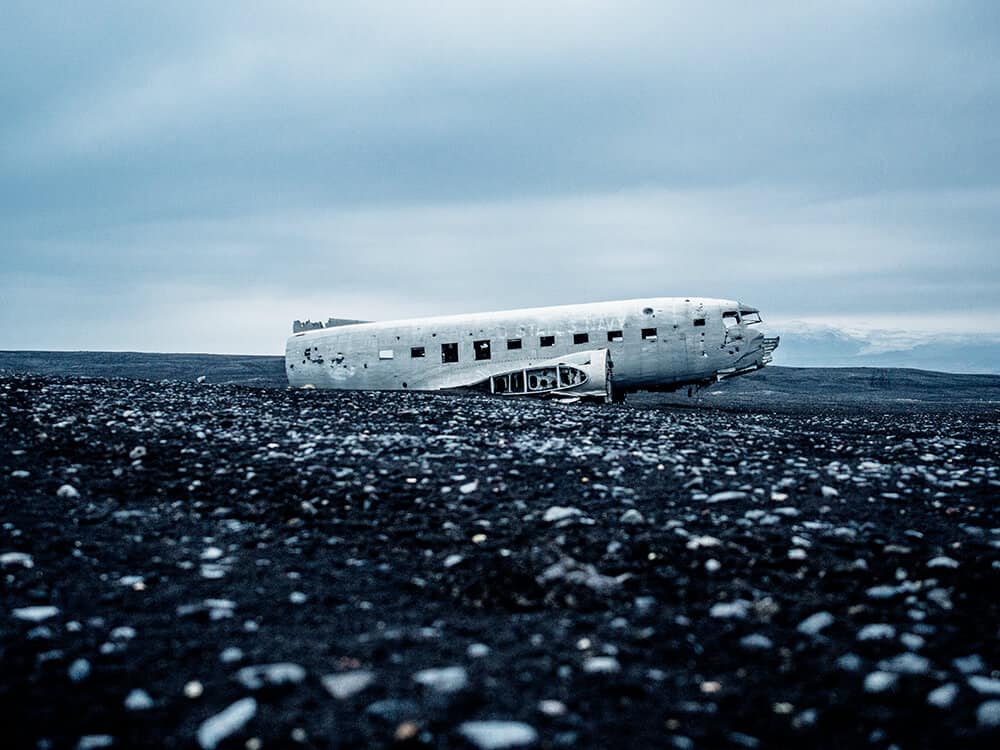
[[769, 325, 1000, 374], [631, 365, 1000, 413], [0, 351, 286, 387]]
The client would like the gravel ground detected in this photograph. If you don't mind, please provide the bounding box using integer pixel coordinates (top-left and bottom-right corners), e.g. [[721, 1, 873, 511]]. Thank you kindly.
[[1, 374, 998, 749]]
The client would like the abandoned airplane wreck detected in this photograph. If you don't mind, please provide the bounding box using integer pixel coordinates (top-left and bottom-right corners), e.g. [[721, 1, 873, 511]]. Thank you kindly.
[[285, 297, 779, 401]]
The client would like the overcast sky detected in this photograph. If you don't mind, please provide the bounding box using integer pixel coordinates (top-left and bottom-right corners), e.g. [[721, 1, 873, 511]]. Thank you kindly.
[[2, 1, 998, 356]]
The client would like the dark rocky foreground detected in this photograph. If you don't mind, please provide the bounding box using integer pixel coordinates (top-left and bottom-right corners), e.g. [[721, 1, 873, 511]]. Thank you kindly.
[[1, 374, 999, 750]]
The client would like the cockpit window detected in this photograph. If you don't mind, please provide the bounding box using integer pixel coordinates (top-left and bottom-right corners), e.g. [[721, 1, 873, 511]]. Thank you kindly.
[[723, 311, 740, 328], [738, 306, 762, 325]]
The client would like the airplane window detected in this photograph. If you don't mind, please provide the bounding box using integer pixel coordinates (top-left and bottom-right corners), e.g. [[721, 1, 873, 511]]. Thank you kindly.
[[641, 328, 657, 340], [723, 311, 740, 328], [378, 349, 394, 360], [693, 318, 706, 327], [607, 330, 623, 342], [474, 339, 491, 361], [507, 338, 522, 350], [441, 342, 459, 363], [540, 335, 555, 347], [573, 333, 589, 345], [411, 346, 425, 358]]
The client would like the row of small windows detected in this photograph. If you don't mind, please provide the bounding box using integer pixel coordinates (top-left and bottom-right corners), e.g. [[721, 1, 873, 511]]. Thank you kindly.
[[401, 321, 707, 363], [305, 317, 714, 368]]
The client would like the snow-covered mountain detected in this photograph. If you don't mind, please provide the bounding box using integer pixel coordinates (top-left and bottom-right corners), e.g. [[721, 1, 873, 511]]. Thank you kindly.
[[768, 322, 1000, 374]]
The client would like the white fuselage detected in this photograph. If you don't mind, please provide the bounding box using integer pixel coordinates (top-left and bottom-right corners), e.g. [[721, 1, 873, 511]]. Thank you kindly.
[[285, 297, 775, 396]]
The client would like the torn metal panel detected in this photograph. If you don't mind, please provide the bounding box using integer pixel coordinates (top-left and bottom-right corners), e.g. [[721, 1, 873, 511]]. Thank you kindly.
[[292, 318, 371, 333], [468, 349, 612, 403]]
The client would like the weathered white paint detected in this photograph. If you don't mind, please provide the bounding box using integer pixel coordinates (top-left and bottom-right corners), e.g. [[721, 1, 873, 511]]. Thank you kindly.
[[285, 297, 777, 400]]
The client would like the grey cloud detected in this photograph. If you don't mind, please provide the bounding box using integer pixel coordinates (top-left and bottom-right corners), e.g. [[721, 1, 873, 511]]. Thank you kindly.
[[1, 2, 998, 360]]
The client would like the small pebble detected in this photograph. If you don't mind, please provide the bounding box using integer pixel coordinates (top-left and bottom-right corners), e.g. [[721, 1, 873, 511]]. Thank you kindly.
[[110, 626, 136, 641], [620, 509, 644, 524], [857, 624, 895, 641], [543, 506, 581, 523], [458, 720, 539, 749], [219, 647, 244, 664], [0, 552, 34, 568], [236, 663, 306, 690], [413, 666, 468, 693], [69, 658, 91, 682], [710, 601, 748, 619], [583, 656, 620, 674], [197, 697, 257, 749], [706, 491, 748, 503], [953, 654, 985, 674], [968, 676, 1000, 696], [927, 683, 958, 709], [365, 699, 420, 724], [797, 611, 834, 636], [878, 653, 930, 675], [13, 606, 60, 623], [977, 700, 1000, 729], [76, 736, 113, 750], [864, 671, 898, 693], [124, 689, 154, 711], [184, 680, 204, 698], [538, 699, 566, 717], [740, 634, 774, 651], [322, 670, 374, 700], [793, 709, 818, 728]]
